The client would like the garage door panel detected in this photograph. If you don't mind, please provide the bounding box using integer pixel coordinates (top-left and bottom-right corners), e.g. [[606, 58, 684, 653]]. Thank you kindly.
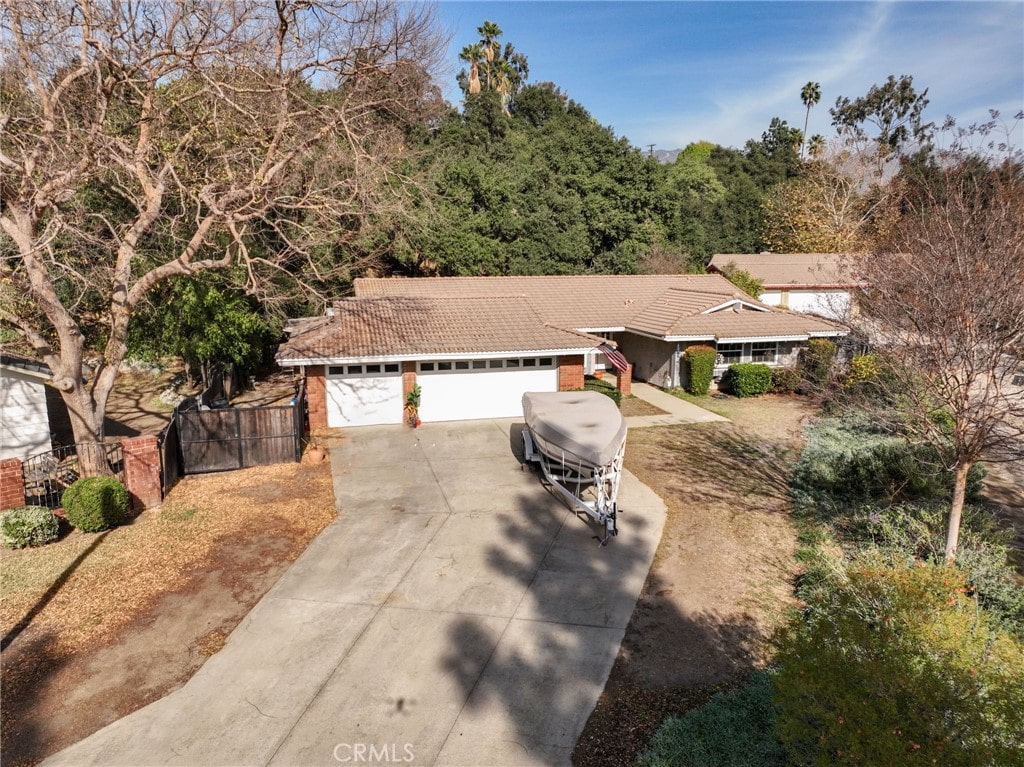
[[326, 374, 403, 427], [418, 368, 557, 422]]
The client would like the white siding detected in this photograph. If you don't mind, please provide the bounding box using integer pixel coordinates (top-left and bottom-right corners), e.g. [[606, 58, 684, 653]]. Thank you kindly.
[[1, 368, 52, 460], [761, 289, 850, 320]]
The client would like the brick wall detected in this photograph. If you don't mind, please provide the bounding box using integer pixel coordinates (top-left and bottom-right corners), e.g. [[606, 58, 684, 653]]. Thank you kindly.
[[558, 355, 585, 391], [0, 459, 25, 511], [122, 435, 162, 511], [306, 366, 327, 430], [616, 364, 633, 397]]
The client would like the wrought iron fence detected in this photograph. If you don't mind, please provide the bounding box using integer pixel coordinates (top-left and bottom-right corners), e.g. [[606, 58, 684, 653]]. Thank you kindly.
[[21, 442, 125, 509]]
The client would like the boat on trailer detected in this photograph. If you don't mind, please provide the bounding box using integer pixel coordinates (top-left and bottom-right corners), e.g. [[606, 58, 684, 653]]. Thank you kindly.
[[521, 391, 627, 545]]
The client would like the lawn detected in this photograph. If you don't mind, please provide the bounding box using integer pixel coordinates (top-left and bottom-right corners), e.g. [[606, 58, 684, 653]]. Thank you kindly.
[[574, 394, 817, 766], [0, 458, 335, 766]]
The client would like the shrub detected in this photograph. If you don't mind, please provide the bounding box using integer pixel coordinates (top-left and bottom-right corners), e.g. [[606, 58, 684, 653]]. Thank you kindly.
[[62, 476, 131, 532], [1, 505, 60, 548], [791, 414, 985, 506], [583, 378, 622, 406], [845, 352, 882, 386], [774, 559, 1024, 767], [801, 338, 837, 387], [640, 672, 786, 767], [723, 363, 772, 398], [770, 367, 800, 394], [683, 344, 716, 395]]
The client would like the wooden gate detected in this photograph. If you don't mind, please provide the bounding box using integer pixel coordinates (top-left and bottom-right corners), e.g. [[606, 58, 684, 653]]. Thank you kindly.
[[175, 387, 305, 475]]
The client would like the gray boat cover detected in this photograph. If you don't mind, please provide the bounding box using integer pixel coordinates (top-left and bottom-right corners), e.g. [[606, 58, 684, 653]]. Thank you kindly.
[[522, 391, 627, 468]]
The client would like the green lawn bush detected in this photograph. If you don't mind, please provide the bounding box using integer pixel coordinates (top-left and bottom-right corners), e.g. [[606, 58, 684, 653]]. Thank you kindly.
[[1, 505, 60, 548], [639, 672, 786, 767], [770, 367, 800, 393], [774, 558, 1024, 767], [62, 476, 131, 532], [723, 363, 772, 397], [683, 344, 716, 395]]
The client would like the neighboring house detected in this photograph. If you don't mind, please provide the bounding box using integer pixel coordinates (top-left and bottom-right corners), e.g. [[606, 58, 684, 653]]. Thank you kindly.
[[0, 354, 55, 461], [278, 274, 845, 428], [707, 252, 862, 320]]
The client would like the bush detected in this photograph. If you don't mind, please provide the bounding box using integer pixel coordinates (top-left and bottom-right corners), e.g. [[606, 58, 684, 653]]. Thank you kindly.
[[791, 414, 985, 506], [845, 352, 882, 386], [62, 476, 131, 532], [581, 377, 622, 406], [640, 672, 786, 767], [683, 344, 716, 395], [1, 505, 60, 548], [774, 559, 1024, 767], [723, 363, 772, 398], [770, 367, 800, 394], [801, 338, 837, 387]]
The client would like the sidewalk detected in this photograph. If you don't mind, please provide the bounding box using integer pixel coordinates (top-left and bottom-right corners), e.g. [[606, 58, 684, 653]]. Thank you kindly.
[[624, 381, 729, 427]]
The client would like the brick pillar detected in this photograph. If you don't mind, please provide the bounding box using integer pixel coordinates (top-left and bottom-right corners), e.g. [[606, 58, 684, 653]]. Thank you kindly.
[[401, 362, 417, 423], [122, 435, 162, 511], [558, 355, 585, 391], [616, 364, 633, 397], [306, 365, 327, 430], [0, 458, 25, 511]]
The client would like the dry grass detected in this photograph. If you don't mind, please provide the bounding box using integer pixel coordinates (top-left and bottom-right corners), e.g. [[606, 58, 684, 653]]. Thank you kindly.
[[1, 460, 334, 655], [620, 396, 668, 417]]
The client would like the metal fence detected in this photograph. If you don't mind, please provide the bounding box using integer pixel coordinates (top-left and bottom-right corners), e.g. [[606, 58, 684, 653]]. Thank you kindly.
[[21, 442, 125, 509]]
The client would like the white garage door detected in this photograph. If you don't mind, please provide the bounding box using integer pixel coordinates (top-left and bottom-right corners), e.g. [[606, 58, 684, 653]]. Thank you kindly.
[[417, 357, 558, 422], [325, 363, 403, 427]]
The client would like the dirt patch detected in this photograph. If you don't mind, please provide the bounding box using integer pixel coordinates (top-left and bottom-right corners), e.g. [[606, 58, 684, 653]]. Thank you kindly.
[[1, 460, 335, 767], [620, 396, 668, 417], [573, 397, 816, 766]]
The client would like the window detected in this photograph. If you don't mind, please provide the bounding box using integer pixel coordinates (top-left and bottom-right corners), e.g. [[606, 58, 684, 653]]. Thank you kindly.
[[366, 364, 381, 374], [384, 363, 399, 373], [716, 343, 742, 365], [751, 342, 778, 364], [328, 366, 345, 376], [472, 360, 486, 369], [539, 357, 553, 367], [489, 359, 504, 369], [438, 361, 452, 371], [506, 359, 520, 368], [420, 362, 434, 372], [347, 365, 362, 374], [455, 361, 470, 370], [523, 358, 537, 367]]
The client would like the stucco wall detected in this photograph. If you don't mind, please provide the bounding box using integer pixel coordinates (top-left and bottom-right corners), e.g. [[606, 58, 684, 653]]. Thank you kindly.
[[617, 333, 675, 388], [1, 368, 52, 461], [760, 289, 851, 320]]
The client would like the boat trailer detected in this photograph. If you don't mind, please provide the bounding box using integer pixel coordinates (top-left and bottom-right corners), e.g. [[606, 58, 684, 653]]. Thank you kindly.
[[521, 391, 627, 545]]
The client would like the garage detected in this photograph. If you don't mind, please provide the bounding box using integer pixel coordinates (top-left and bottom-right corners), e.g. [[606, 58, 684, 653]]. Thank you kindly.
[[325, 363, 403, 427], [416, 357, 557, 422]]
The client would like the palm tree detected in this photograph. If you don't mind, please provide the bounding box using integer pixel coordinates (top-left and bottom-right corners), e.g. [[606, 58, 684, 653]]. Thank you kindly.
[[459, 43, 484, 95], [807, 134, 826, 159], [800, 81, 821, 158]]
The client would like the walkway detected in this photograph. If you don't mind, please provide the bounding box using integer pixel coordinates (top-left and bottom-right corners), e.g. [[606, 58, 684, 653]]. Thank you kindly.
[[46, 420, 666, 767], [622, 380, 729, 427]]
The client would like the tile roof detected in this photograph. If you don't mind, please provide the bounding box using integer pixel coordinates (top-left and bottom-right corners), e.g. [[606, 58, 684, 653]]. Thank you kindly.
[[277, 296, 606, 363], [354, 273, 743, 329], [708, 253, 862, 288], [279, 273, 848, 363]]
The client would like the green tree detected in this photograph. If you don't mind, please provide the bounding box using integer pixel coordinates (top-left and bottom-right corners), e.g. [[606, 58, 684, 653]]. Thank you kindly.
[[830, 74, 932, 155], [800, 81, 821, 158]]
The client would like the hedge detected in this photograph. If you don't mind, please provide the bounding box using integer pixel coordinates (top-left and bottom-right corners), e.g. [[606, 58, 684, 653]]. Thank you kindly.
[[724, 363, 772, 397], [770, 367, 800, 394], [683, 344, 716, 395], [801, 338, 837, 387], [62, 476, 131, 532], [1, 505, 60, 548]]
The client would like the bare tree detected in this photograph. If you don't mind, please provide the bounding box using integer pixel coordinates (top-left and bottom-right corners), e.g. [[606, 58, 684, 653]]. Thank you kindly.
[[851, 155, 1024, 561], [1, 0, 444, 474]]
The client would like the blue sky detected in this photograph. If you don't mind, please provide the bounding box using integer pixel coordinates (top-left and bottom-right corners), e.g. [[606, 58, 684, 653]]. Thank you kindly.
[[434, 1, 1024, 151]]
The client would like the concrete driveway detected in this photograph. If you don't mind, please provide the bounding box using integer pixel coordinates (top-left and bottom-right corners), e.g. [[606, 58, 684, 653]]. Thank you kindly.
[[47, 419, 666, 767]]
